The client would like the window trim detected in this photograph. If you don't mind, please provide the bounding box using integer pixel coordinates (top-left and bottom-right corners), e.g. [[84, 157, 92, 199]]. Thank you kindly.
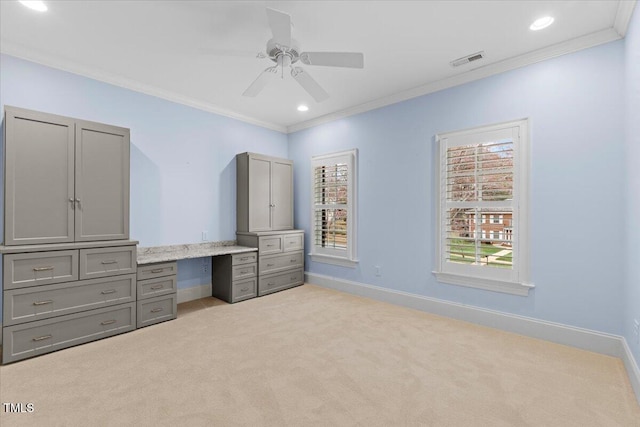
[[433, 119, 533, 296], [309, 149, 358, 267]]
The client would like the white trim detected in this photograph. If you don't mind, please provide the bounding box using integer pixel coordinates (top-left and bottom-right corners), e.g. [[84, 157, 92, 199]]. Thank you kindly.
[[433, 271, 533, 296], [0, 42, 287, 134], [177, 283, 212, 304], [305, 272, 622, 356], [614, 0, 637, 37], [309, 253, 359, 268], [287, 28, 620, 134], [622, 338, 640, 405]]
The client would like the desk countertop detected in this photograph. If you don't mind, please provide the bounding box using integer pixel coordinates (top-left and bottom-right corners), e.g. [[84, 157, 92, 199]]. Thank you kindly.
[[137, 241, 257, 265]]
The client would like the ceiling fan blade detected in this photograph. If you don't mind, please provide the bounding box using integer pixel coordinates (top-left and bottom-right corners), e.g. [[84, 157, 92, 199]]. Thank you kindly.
[[266, 8, 291, 47], [299, 52, 364, 68], [291, 67, 329, 103], [242, 67, 277, 97]]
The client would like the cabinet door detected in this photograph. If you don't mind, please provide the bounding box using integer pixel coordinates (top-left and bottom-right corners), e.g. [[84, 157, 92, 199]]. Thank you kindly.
[[75, 120, 130, 241], [248, 156, 272, 232], [271, 159, 293, 230], [4, 107, 75, 245]]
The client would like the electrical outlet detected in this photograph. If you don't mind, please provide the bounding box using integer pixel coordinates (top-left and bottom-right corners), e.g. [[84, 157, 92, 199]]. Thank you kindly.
[[202, 258, 209, 274], [202, 231, 208, 241], [375, 265, 381, 277]]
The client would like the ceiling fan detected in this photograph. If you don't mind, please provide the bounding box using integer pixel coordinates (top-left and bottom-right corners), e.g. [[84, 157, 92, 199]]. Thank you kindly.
[[242, 8, 364, 103]]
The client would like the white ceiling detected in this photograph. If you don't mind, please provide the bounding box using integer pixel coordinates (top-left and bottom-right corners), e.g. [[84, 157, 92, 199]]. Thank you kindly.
[[0, 1, 636, 133]]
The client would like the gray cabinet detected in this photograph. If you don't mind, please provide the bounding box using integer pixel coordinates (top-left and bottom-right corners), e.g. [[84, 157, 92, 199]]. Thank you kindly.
[[237, 230, 304, 297], [3, 106, 129, 246], [136, 261, 177, 328], [211, 251, 258, 303], [236, 152, 293, 233]]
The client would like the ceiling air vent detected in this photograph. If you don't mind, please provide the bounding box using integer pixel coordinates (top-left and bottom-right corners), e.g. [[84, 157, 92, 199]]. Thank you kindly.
[[450, 51, 485, 67]]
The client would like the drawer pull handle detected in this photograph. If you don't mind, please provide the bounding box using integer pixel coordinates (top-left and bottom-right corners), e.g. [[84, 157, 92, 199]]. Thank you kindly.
[[101, 289, 117, 295], [101, 260, 118, 265], [240, 257, 249, 261], [240, 270, 248, 274], [32, 335, 52, 342], [290, 259, 297, 263], [267, 282, 275, 286], [240, 287, 249, 292], [151, 308, 163, 313], [150, 268, 164, 273], [267, 263, 274, 267], [291, 276, 297, 280], [33, 266, 54, 272], [267, 244, 274, 247], [150, 284, 164, 290], [33, 300, 53, 306], [101, 319, 117, 325]]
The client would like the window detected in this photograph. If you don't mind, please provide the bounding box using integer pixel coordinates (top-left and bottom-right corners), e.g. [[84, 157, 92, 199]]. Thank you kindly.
[[433, 119, 532, 296], [310, 149, 358, 267]]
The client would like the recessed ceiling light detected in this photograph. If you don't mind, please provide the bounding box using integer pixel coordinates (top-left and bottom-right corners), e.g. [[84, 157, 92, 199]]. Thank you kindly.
[[19, 1, 47, 12], [297, 105, 309, 112], [530, 16, 554, 31]]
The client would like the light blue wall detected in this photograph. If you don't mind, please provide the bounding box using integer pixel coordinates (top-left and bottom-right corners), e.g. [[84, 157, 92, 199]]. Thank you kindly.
[[289, 41, 626, 335], [624, 5, 640, 365], [0, 54, 288, 318]]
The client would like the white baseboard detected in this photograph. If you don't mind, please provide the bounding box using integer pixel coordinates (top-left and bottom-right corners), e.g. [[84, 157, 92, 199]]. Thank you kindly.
[[177, 283, 212, 304], [306, 272, 640, 404], [622, 338, 640, 406]]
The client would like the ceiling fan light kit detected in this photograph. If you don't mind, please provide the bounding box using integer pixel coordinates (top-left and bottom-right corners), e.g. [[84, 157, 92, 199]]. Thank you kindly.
[[241, 7, 364, 103]]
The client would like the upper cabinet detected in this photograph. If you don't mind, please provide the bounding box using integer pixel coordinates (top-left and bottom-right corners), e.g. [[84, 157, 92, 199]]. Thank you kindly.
[[236, 152, 293, 232], [3, 106, 130, 246]]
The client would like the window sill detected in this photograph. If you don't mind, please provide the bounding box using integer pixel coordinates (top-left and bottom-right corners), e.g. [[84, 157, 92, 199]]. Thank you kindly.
[[310, 253, 359, 268], [433, 271, 534, 296]]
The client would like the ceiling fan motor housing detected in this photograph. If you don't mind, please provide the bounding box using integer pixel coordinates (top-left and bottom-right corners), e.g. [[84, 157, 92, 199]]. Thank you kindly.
[[267, 38, 301, 64]]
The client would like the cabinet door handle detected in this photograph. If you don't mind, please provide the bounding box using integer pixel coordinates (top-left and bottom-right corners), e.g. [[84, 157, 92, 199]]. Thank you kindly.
[[150, 308, 163, 313], [101, 260, 118, 265], [33, 266, 54, 272], [69, 198, 75, 210], [32, 335, 52, 342], [150, 284, 164, 290], [101, 319, 117, 325], [150, 268, 164, 273], [75, 198, 82, 209], [101, 289, 117, 295], [33, 300, 53, 306]]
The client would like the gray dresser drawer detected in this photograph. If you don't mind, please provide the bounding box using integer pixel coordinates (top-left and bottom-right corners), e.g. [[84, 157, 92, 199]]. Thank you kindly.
[[3, 274, 136, 326], [137, 261, 178, 281], [232, 252, 257, 265], [3, 250, 79, 290], [137, 294, 177, 328], [79, 246, 136, 280], [283, 233, 304, 252], [258, 269, 304, 296], [259, 236, 283, 255], [2, 303, 136, 364], [137, 275, 177, 299], [260, 251, 303, 275], [232, 263, 257, 281], [232, 277, 257, 303]]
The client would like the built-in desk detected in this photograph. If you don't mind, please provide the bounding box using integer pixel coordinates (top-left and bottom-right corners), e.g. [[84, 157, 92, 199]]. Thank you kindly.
[[136, 242, 259, 312]]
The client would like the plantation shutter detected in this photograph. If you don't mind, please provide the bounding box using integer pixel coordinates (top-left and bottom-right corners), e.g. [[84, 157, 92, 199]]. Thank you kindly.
[[313, 162, 348, 250], [442, 127, 517, 269]]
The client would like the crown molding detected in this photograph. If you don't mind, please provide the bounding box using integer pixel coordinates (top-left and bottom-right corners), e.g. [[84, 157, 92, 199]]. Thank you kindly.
[[287, 27, 622, 134], [0, 42, 288, 134], [614, 0, 637, 37]]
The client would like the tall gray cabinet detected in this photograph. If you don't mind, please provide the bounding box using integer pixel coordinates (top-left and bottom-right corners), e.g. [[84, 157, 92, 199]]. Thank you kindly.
[[235, 152, 304, 297], [1, 106, 137, 363]]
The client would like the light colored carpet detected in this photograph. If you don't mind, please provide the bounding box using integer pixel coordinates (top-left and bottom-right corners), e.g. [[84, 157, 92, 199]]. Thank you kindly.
[[0, 284, 638, 426]]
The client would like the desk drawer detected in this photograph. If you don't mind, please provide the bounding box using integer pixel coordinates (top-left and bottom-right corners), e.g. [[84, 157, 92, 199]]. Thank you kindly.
[[3, 250, 79, 290], [259, 236, 283, 255], [232, 252, 257, 265], [260, 251, 303, 275], [3, 274, 136, 326], [137, 294, 177, 328], [232, 278, 257, 303], [283, 233, 304, 252], [2, 303, 136, 364], [258, 269, 304, 296], [232, 263, 257, 281], [80, 246, 136, 280], [137, 275, 177, 299], [137, 261, 178, 281]]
